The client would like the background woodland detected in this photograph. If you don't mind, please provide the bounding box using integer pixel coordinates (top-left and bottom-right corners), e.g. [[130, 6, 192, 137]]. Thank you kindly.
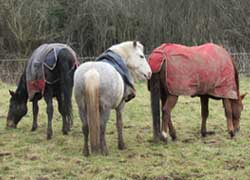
[[0, 0, 250, 58]]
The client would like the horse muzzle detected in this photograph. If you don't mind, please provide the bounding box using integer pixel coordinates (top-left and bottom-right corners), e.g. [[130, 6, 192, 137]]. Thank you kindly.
[[146, 71, 152, 79], [143, 71, 152, 80], [6, 120, 17, 128]]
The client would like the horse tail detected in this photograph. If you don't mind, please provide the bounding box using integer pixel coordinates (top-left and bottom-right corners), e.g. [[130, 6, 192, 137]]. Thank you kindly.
[[84, 69, 101, 153], [57, 48, 74, 130], [149, 72, 161, 141]]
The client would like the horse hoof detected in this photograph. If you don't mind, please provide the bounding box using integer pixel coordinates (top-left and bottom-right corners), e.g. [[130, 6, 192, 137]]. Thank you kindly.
[[235, 128, 240, 133], [152, 134, 162, 143], [160, 132, 168, 143], [171, 135, 177, 141], [118, 143, 126, 150], [229, 131, 235, 138], [62, 130, 68, 135], [201, 131, 215, 137], [31, 126, 37, 132], [201, 132, 207, 137], [160, 136, 168, 143], [170, 132, 177, 141], [47, 134, 52, 140], [83, 149, 90, 157]]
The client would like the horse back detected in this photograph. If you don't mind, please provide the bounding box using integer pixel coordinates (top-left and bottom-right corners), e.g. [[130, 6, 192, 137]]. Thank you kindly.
[[148, 43, 238, 99], [74, 62, 124, 109]]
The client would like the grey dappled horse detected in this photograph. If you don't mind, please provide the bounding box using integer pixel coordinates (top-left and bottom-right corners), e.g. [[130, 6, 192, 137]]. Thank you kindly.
[[74, 41, 152, 156]]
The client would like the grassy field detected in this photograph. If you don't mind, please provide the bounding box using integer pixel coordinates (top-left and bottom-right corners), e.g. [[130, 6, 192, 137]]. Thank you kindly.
[[1, 77, 250, 180]]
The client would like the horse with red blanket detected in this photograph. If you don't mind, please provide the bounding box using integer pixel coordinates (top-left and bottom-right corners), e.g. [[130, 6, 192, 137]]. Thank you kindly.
[[148, 43, 246, 142]]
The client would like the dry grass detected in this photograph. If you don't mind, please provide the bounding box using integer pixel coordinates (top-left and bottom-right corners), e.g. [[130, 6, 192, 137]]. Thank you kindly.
[[1, 77, 250, 180]]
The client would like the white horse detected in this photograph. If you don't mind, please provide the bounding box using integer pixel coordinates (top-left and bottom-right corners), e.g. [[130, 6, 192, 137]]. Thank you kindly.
[[74, 41, 152, 156]]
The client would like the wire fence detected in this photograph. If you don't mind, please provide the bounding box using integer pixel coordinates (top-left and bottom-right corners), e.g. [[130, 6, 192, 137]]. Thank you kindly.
[[1, 53, 250, 84]]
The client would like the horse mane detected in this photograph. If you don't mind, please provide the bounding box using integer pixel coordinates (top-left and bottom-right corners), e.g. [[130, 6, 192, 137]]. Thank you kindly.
[[16, 71, 28, 99], [232, 59, 240, 97], [109, 41, 143, 61]]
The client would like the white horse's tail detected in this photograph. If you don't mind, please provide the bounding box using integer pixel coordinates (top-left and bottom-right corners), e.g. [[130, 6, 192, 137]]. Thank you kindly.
[[84, 69, 100, 153]]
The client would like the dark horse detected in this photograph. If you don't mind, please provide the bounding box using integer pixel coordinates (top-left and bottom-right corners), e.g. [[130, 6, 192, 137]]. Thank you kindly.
[[7, 43, 78, 139], [148, 43, 246, 142]]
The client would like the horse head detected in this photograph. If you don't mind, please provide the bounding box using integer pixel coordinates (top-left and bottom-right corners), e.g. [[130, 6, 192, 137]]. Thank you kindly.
[[110, 41, 152, 80], [6, 90, 28, 128], [232, 92, 247, 132], [239, 93, 247, 110]]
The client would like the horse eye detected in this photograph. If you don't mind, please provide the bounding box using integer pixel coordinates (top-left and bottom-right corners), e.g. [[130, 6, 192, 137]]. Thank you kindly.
[[140, 55, 144, 59]]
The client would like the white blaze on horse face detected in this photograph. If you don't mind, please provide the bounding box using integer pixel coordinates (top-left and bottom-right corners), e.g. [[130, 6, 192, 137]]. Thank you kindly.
[[127, 44, 152, 80]]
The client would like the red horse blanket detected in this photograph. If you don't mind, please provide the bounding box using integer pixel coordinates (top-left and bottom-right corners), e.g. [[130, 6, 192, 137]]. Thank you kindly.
[[148, 43, 238, 99]]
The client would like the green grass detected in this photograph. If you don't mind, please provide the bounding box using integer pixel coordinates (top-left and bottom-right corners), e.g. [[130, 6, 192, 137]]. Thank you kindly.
[[1, 77, 250, 180]]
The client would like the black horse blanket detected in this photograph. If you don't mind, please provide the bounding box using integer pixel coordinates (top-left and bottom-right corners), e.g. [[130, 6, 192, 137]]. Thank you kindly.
[[96, 50, 135, 102], [96, 50, 134, 89], [26, 43, 78, 100]]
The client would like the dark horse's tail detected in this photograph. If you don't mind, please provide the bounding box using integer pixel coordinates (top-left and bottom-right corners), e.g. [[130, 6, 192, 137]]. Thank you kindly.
[[148, 72, 161, 141], [57, 48, 75, 131]]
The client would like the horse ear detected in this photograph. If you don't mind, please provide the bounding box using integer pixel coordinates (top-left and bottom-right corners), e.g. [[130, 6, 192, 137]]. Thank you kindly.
[[240, 93, 248, 100], [133, 41, 137, 48], [9, 90, 15, 97]]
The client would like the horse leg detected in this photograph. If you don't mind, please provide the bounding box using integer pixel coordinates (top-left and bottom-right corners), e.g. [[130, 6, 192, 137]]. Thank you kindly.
[[44, 92, 54, 140], [223, 99, 235, 137], [31, 95, 39, 131], [56, 94, 69, 135], [116, 102, 126, 150], [150, 73, 162, 142], [100, 108, 111, 155], [168, 114, 177, 141], [78, 109, 89, 156], [200, 96, 209, 137], [162, 95, 178, 142], [160, 94, 169, 141], [232, 101, 240, 133], [233, 117, 240, 133]]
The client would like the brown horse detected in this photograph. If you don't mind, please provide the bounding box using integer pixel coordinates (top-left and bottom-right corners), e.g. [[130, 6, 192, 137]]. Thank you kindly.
[[148, 43, 246, 142]]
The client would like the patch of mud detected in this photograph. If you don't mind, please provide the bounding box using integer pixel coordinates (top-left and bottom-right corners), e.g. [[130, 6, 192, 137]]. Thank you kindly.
[[25, 154, 40, 161], [106, 131, 114, 135], [149, 152, 165, 157], [224, 159, 245, 170], [129, 173, 186, 180], [0, 151, 11, 157], [127, 153, 137, 159], [124, 125, 134, 129], [203, 140, 218, 144], [181, 138, 196, 143], [36, 177, 49, 180]]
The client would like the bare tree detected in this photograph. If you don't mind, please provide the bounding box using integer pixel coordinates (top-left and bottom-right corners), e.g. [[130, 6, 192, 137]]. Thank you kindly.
[[0, 0, 250, 57]]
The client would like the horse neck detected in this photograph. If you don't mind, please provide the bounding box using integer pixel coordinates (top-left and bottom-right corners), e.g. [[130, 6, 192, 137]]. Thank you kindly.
[[109, 46, 129, 63], [233, 61, 240, 99], [16, 72, 28, 101], [109, 45, 137, 86]]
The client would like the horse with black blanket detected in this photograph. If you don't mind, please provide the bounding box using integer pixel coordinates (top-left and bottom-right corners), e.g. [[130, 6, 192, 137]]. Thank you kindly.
[[7, 43, 78, 139]]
